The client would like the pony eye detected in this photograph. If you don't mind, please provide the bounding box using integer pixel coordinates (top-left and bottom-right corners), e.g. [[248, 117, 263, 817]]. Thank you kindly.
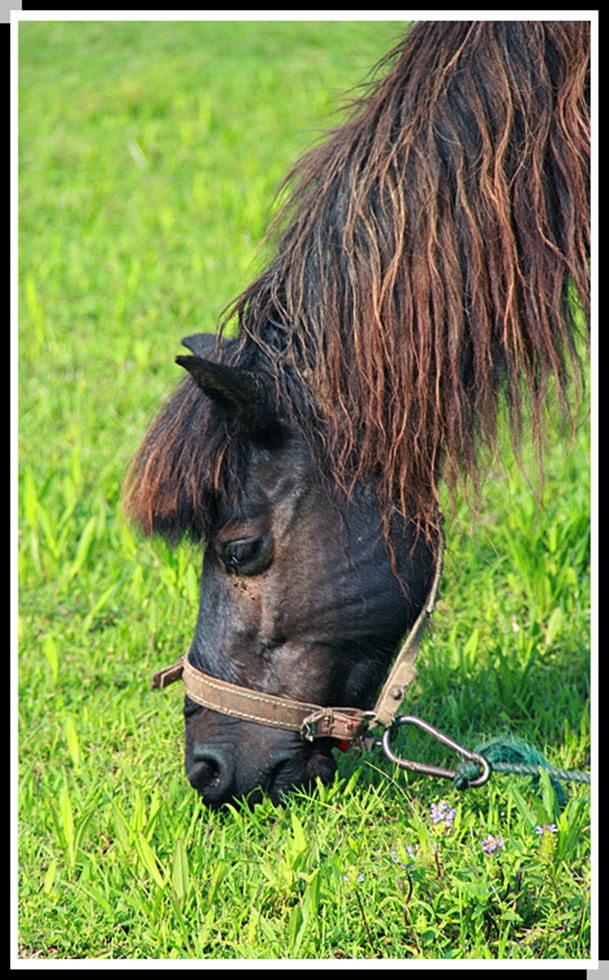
[[227, 539, 260, 566], [218, 534, 273, 575]]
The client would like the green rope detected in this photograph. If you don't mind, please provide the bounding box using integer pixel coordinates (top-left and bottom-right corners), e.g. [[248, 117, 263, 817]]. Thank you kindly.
[[453, 735, 590, 803], [485, 760, 590, 783]]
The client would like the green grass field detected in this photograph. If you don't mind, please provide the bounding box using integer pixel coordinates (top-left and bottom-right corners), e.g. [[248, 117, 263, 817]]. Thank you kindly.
[[18, 19, 591, 961]]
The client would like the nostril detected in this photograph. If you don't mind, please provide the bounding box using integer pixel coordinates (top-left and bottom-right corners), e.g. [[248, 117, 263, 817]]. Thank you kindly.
[[188, 758, 221, 795], [186, 746, 233, 803]]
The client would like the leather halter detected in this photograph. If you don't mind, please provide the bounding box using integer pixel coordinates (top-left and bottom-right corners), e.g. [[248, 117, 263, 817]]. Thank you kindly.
[[151, 535, 444, 743]]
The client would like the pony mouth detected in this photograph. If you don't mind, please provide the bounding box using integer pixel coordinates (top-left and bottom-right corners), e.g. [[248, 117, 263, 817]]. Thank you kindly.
[[186, 744, 336, 808], [267, 744, 337, 803]]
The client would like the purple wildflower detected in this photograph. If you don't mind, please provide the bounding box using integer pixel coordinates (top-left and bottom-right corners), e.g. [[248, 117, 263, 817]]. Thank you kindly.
[[430, 800, 457, 826], [535, 823, 558, 835], [390, 845, 416, 869], [481, 833, 505, 854]]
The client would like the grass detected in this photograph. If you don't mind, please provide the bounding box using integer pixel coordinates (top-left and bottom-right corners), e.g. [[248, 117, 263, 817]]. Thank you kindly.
[[17, 19, 591, 961]]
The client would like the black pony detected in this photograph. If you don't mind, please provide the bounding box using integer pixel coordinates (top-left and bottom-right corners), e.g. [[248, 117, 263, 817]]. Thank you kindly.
[[125, 22, 590, 806]]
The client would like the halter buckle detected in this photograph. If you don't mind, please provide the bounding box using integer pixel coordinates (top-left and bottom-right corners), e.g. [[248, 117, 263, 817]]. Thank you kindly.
[[300, 708, 374, 742]]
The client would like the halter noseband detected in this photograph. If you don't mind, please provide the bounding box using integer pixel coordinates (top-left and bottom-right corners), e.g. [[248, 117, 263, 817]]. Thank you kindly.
[[151, 536, 444, 744]]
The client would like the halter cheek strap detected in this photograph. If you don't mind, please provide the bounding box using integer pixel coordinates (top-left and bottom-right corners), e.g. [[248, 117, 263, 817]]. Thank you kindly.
[[151, 535, 444, 742]]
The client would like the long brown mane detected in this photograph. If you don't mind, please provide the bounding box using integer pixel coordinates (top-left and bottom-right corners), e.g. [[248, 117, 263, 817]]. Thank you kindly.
[[126, 21, 590, 543]]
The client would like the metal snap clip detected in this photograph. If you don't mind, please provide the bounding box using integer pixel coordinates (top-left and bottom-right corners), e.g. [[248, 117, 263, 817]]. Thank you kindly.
[[380, 715, 491, 787]]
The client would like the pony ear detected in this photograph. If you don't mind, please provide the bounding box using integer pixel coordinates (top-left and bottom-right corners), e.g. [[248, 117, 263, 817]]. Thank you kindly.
[[180, 332, 218, 359], [175, 353, 278, 437]]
